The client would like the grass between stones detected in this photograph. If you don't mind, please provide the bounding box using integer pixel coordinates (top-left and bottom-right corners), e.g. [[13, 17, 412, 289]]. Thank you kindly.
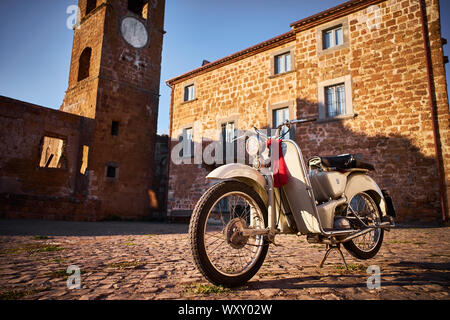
[[105, 261, 145, 270], [1, 243, 64, 255], [0, 287, 51, 300], [121, 238, 136, 246], [46, 269, 86, 280], [33, 235, 50, 240], [184, 283, 231, 295], [335, 263, 367, 273], [388, 240, 412, 244], [388, 240, 426, 245]]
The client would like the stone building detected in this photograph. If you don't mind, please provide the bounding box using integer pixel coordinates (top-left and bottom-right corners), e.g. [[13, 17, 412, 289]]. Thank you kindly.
[[166, 0, 449, 223], [0, 0, 166, 221]]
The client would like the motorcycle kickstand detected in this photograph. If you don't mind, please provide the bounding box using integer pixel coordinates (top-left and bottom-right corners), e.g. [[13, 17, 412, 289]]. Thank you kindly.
[[318, 244, 349, 270]]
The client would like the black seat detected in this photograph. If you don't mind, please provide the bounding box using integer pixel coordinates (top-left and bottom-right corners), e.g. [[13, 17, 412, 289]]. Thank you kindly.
[[320, 154, 375, 171]]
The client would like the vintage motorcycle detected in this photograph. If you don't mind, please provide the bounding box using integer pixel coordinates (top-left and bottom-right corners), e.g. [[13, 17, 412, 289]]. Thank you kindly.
[[188, 117, 396, 287]]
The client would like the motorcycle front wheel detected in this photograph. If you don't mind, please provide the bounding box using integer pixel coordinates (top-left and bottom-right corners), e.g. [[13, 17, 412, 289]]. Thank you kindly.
[[189, 180, 269, 287]]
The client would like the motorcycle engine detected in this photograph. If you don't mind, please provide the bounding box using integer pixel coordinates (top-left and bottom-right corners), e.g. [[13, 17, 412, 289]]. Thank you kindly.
[[334, 217, 351, 230]]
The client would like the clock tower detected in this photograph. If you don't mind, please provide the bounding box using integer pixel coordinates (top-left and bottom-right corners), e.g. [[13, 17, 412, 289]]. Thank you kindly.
[[61, 0, 165, 219]]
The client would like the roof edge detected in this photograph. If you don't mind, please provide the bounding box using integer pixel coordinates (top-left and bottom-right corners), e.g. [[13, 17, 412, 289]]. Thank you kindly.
[[167, 0, 387, 86], [290, 0, 386, 29], [166, 30, 295, 86]]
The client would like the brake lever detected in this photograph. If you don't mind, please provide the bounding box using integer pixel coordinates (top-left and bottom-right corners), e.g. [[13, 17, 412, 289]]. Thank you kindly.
[[231, 135, 247, 143], [252, 127, 269, 140]]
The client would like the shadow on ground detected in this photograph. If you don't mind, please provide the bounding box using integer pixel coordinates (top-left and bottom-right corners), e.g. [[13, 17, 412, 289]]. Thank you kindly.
[[0, 219, 188, 236], [240, 261, 450, 292]]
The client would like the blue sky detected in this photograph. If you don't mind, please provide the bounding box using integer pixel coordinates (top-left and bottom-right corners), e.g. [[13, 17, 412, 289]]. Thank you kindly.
[[0, 0, 449, 134]]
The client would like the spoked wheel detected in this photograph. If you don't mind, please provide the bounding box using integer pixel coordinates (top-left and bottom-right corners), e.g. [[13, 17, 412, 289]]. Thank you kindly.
[[343, 192, 384, 259], [189, 180, 269, 287]]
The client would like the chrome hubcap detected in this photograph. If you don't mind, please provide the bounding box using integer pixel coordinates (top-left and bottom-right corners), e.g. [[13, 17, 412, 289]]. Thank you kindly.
[[225, 218, 249, 249]]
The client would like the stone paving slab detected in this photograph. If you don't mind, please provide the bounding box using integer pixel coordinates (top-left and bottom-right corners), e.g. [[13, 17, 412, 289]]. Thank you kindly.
[[0, 219, 449, 300]]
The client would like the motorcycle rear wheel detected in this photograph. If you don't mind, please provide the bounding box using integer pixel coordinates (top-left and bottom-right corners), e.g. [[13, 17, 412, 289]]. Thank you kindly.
[[343, 192, 384, 260], [189, 180, 269, 287]]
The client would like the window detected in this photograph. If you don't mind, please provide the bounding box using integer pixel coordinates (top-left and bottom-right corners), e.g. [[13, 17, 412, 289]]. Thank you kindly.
[[325, 84, 346, 117], [222, 122, 235, 144], [182, 127, 193, 158], [270, 46, 295, 77], [317, 75, 353, 120], [78, 47, 92, 82], [184, 84, 195, 102], [221, 122, 235, 163], [323, 25, 343, 50], [39, 136, 67, 169], [128, 0, 146, 17], [105, 163, 119, 179], [268, 101, 294, 139], [85, 0, 97, 15], [111, 121, 119, 136], [106, 166, 117, 178], [317, 18, 348, 54], [274, 52, 292, 75], [80, 145, 89, 175], [273, 107, 291, 139]]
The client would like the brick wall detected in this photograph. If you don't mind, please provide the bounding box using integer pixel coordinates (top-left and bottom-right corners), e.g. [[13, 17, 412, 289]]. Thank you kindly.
[[0, 0, 167, 221], [167, 0, 449, 224], [0, 96, 98, 220]]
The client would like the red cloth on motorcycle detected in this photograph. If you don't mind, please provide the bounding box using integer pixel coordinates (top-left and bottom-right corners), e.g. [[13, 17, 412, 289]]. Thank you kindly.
[[266, 139, 289, 188]]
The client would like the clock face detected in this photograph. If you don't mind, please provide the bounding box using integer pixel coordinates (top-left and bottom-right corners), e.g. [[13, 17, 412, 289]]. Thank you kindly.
[[120, 17, 149, 48]]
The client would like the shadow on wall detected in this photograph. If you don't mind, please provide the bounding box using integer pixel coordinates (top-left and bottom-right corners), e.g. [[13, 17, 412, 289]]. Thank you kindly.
[[168, 98, 446, 224]]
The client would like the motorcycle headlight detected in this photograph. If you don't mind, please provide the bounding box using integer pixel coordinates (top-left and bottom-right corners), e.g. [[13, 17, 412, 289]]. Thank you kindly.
[[246, 136, 264, 156]]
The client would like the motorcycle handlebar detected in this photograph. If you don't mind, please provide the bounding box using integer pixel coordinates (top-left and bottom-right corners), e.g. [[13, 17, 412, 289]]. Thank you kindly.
[[289, 117, 318, 124], [251, 117, 318, 140], [247, 114, 358, 141]]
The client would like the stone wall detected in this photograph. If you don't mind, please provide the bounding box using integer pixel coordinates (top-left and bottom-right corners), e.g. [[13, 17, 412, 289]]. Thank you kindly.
[[0, 96, 98, 220], [0, 0, 167, 221], [167, 0, 449, 223]]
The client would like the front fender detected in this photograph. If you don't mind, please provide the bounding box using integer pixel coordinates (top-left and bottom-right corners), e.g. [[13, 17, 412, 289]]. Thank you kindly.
[[345, 173, 387, 217], [207, 163, 268, 204]]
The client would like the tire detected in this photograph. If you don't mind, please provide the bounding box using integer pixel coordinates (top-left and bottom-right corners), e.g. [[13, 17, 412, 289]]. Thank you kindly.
[[189, 180, 269, 287], [343, 192, 384, 260]]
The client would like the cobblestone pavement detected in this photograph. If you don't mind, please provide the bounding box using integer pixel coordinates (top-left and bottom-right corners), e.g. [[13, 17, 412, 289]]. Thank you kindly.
[[0, 220, 449, 300]]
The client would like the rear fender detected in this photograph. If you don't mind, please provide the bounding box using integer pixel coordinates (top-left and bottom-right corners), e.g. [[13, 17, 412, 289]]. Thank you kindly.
[[344, 173, 387, 217]]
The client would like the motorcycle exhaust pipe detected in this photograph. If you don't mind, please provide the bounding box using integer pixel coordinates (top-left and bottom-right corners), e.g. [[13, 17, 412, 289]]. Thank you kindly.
[[340, 222, 393, 243]]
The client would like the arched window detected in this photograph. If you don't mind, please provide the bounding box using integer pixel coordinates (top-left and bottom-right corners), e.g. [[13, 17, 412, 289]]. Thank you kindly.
[[78, 47, 92, 82], [85, 0, 97, 16], [128, 0, 146, 17]]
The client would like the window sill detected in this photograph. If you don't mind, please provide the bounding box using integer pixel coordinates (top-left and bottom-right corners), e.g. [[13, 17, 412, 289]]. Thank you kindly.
[[181, 98, 198, 105], [317, 114, 355, 124], [318, 43, 348, 56], [269, 69, 296, 79]]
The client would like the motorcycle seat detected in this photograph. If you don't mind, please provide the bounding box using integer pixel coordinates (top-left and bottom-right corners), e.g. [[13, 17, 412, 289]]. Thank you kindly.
[[319, 154, 375, 171]]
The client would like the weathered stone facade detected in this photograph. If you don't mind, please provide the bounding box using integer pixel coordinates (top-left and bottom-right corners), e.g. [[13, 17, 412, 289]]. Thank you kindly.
[[0, 96, 99, 220], [0, 0, 167, 221], [166, 0, 449, 223]]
